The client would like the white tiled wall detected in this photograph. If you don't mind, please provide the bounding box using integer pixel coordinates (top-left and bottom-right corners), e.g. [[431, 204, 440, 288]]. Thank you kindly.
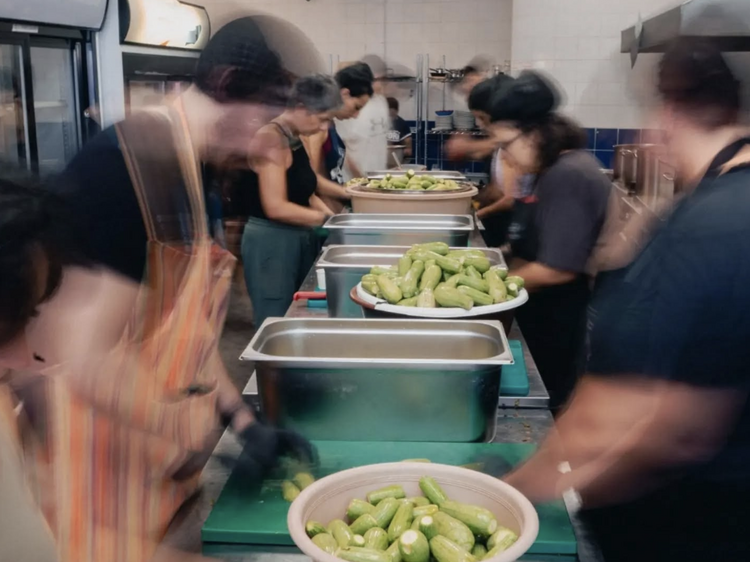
[[197, 0, 513, 120], [511, 0, 683, 129]]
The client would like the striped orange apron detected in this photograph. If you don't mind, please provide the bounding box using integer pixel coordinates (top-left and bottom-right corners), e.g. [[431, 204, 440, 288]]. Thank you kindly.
[[17, 101, 236, 562]]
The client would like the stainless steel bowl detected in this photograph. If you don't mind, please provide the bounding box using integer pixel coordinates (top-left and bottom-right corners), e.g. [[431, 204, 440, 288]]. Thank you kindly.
[[241, 318, 513, 442]]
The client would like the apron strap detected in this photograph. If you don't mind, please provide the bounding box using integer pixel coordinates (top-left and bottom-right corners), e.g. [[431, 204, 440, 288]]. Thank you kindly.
[[115, 103, 208, 244]]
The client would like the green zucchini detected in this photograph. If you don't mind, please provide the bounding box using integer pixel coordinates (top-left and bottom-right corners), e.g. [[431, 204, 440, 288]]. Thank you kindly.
[[444, 274, 462, 288], [397, 297, 419, 307], [419, 264, 443, 292], [370, 267, 397, 277], [294, 472, 315, 490], [368, 485, 406, 505], [446, 250, 486, 259], [416, 288, 436, 308], [386, 540, 402, 562], [312, 533, 338, 554], [489, 266, 508, 280], [412, 251, 462, 274], [429, 536, 477, 562], [432, 512, 475, 551], [464, 265, 482, 280], [443, 271, 452, 282], [417, 515, 439, 541], [351, 513, 380, 536], [348, 498, 376, 521], [439, 501, 498, 537], [505, 275, 525, 290], [408, 497, 431, 507], [398, 255, 413, 277], [377, 275, 403, 304], [338, 547, 392, 562], [398, 530, 430, 562], [372, 497, 400, 528], [418, 476, 448, 506], [504, 281, 519, 298], [462, 257, 491, 273], [486, 527, 518, 552], [471, 544, 488, 560], [412, 242, 450, 256], [353, 535, 367, 547], [434, 286, 474, 311], [424, 259, 437, 270], [329, 519, 355, 548], [388, 501, 414, 542], [362, 280, 382, 298], [282, 480, 300, 502], [457, 285, 493, 307], [454, 275, 489, 293], [306, 521, 327, 538], [413, 504, 439, 519], [400, 260, 425, 299], [362, 274, 379, 284], [410, 517, 422, 531], [364, 527, 390, 551], [483, 270, 507, 304]]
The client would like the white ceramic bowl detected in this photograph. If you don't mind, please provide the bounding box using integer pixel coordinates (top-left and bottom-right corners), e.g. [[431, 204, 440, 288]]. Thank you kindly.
[[355, 283, 529, 318], [288, 463, 539, 562]]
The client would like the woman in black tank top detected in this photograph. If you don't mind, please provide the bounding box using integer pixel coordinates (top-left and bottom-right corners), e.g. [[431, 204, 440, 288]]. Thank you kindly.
[[241, 75, 343, 327]]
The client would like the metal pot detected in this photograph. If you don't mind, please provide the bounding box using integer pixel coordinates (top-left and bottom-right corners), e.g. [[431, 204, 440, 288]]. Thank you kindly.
[[637, 145, 675, 207], [613, 144, 656, 191]]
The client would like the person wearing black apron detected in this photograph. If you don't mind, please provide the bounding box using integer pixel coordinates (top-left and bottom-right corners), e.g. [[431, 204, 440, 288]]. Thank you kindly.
[[488, 71, 611, 411], [240, 75, 343, 327], [504, 37, 750, 562]]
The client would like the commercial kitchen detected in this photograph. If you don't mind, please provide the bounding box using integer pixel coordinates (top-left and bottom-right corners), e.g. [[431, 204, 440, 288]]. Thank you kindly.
[[3, 0, 750, 562]]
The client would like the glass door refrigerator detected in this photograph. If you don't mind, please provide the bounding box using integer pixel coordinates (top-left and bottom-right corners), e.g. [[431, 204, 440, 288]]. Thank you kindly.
[[0, 23, 93, 176]]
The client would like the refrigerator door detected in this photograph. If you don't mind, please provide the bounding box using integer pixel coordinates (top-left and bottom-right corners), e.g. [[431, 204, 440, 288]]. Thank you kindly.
[[0, 42, 33, 169], [30, 43, 81, 175]]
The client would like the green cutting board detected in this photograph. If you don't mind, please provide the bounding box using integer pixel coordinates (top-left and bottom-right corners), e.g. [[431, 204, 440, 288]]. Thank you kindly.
[[202, 441, 576, 555], [502, 340, 530, 397]]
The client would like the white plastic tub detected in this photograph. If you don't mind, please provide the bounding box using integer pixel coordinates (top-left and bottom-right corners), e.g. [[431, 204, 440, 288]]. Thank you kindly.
[[288, 463, 539, 562]]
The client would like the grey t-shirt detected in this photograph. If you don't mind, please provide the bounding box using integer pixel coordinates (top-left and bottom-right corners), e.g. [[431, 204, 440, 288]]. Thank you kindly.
[[532, 150, 611, 273]]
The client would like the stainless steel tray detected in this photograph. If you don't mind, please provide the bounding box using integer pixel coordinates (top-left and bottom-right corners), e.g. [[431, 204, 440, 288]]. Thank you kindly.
[[241, 318, 512, 442], [317, 245, 506, 318], [323, 214, 474, 247], [367, 170, 466, 180]]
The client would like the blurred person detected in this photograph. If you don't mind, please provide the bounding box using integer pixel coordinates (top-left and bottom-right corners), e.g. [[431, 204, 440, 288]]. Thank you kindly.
[[241, 74, 342, 327], [466, 75, 520, 247], [6, 16, 316, 562], [489, 71, 611, 410], [505, 38, 750, 562], [456, 55, 492, 98], [303, 62, 374, 213], [386, 97, 413, 159], [336, 55, 390, 179]]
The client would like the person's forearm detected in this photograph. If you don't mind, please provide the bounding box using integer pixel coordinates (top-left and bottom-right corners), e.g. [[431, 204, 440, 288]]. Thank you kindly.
[[404, 137, 413, 158], [477, 194, 514, 220], [309, 194, 334, 216], [266, 201, 326, 227], [510, 262, 577, 291], [346, 155, 364, 178], [316, 175, 351, 201]]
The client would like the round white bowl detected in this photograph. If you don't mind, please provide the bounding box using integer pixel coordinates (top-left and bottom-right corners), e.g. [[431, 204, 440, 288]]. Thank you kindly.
[[288, 463, 539, 562]]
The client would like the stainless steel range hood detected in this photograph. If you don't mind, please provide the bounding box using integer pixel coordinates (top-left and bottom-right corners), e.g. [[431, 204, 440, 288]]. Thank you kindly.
[[621, 0, 750, 54]]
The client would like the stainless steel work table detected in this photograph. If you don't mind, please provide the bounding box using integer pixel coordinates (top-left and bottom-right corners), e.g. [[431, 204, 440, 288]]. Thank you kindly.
[[161, 242, 601, 562]]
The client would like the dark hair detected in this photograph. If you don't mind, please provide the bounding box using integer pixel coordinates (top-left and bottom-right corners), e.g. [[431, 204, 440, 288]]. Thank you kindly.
[[468, 74, 513, 113], [525, 114, 587, 173], [335, 62, 374, 98], [0, 171, 80, 347], [489, 70, 559, 125], [387, 97, 399, 112], [658, 37, 741, 130], [288, 74, 342, 113], [195, 17, 291, 105]]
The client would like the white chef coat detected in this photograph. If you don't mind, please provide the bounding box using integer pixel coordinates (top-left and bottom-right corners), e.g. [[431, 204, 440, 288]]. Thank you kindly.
[[335, 94, 389, 180]]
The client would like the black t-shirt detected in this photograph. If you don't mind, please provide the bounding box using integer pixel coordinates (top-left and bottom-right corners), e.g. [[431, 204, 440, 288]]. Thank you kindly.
[[387, 116, 410, 143], [55, 127, 147, 282], [515, 150, 611, 272], [588, 152, 750, 482]]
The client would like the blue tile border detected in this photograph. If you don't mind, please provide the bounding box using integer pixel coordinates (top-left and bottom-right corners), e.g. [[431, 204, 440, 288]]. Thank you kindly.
[[595, 128, 618, 151]]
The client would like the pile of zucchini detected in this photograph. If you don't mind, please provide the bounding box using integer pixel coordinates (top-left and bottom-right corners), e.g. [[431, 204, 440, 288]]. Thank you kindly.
[[360, 243, 525, 311], [347, 170, 462, 191], [306, 476, 518, 562]]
